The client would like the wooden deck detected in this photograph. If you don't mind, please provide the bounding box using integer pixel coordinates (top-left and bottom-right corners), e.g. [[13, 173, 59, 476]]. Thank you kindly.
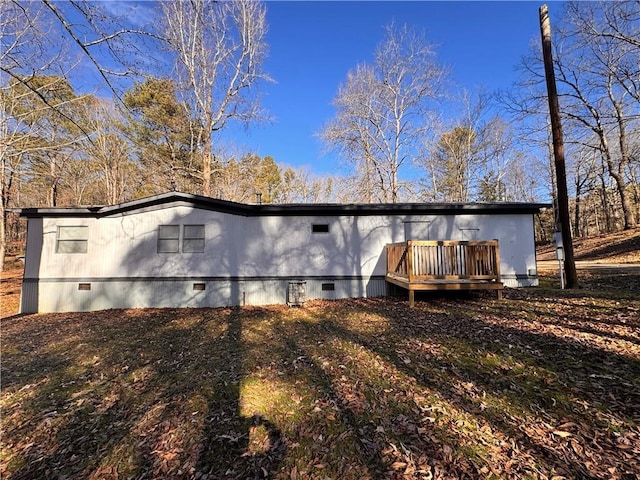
[[386, 240, 504, 307]]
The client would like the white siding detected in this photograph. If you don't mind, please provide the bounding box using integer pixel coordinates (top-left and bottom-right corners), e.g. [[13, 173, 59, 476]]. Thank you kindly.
[[22, 206, 538, 313]]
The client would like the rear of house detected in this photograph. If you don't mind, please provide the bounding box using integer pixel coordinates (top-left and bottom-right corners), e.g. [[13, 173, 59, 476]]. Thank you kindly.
[[18, 192, 548, 313]]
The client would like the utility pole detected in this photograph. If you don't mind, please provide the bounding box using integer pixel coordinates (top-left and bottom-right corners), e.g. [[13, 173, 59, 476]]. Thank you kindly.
[[539, 4, 579, 288]]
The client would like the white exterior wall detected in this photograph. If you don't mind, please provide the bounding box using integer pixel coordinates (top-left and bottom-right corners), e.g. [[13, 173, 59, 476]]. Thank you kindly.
[[21, 205, 538, 313], [33, 208, 396, 279]]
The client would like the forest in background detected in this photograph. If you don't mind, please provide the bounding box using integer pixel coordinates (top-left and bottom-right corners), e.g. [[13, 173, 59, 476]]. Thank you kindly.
[[2, 1, 639, 268]]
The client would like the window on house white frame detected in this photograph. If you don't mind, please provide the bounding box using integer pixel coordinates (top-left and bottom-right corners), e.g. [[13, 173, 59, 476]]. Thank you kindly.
[[56, 226, 88, 253], [158, 225, 180, 253], [157, 224, 205, 253], [183, 225, 205, 253]]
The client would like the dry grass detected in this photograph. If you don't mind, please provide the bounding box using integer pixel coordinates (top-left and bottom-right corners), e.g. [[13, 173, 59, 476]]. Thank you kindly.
[[2, 289, 639, 479], [537, 227, 640, 263]]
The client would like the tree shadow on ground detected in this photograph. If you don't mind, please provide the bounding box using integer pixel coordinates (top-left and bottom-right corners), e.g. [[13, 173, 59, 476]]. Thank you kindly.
[[195, 309, 286, 479], [2, 292, 639, 479], [296, 295, 639, 478], [2, 308, 285, 479]]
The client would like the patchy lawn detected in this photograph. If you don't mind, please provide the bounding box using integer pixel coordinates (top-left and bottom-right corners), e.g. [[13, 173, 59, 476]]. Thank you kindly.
[[2, 287, 639, 479]]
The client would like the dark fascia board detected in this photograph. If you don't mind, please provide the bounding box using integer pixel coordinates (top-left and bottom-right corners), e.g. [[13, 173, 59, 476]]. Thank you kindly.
[[15, 192, 551, 218], [12, 206, 103, 218]]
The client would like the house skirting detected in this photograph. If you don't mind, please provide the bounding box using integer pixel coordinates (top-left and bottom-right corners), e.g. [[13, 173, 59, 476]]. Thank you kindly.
[[501, 274, 538, 288], [20, 276, 389, 313], [20, 274, 538, 314]]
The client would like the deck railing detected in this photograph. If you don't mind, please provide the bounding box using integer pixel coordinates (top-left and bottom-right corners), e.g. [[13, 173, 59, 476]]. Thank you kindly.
[[386, 240, 501, 283]]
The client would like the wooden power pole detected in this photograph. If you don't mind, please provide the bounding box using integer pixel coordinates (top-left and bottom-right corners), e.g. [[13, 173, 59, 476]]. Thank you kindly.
[[539, 4, 579, 288]]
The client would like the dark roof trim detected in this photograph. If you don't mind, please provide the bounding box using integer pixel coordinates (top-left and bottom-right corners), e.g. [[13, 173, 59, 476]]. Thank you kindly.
[[15, 192, 551, 218]]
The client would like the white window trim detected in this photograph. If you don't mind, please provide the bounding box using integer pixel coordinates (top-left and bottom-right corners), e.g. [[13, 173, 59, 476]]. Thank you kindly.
[[183, 224, 205, 253], [157, 225, 181, 253], [56, 226, 88, 254], [157, 224, 205, 253]]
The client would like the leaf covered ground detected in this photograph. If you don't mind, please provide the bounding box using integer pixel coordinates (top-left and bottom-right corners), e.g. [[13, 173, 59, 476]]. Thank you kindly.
[[537, 228, 640, 264], [2, 283, 639, 479]]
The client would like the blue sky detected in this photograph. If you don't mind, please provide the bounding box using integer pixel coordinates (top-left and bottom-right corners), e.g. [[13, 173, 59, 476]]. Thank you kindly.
[[217, 1, 563, 176], [72, 1, 563, 177]]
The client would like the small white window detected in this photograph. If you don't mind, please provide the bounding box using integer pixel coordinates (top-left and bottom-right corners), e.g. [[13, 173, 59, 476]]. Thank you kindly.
[[56, 226, 88, 253], [158, 225, 180, 253], [183, 225, 205, 253]]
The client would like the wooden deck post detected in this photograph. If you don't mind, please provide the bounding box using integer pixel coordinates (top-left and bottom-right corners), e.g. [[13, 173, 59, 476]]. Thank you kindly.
[[493, 240, 501, 276], [494, 239, 502, 300], [406, 241, 413, 284], [407, 241, 415, 306]]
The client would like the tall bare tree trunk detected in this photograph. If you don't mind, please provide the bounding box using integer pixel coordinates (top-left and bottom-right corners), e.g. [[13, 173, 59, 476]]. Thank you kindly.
[[540, 4, 579, 288], [203, 138, 212, 197], [574, 180, 582, 238], [163, 0, 269, 199], [610, 98, 636, 229], [0, 198, 5, 272]]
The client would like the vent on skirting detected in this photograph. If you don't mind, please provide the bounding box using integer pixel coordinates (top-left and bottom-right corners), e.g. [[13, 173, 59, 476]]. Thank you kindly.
[[193, 283, 206, 291], [78, 283, 91, 291]]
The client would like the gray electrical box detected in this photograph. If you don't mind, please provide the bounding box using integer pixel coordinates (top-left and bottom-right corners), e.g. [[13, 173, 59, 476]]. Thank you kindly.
[[553, 231, 563, 248], [553, 232, 564, 261], [287, 281, 306, 306]]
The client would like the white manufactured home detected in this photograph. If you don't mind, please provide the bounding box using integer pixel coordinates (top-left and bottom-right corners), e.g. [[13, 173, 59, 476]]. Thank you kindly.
[[17, 192, 548, 313]]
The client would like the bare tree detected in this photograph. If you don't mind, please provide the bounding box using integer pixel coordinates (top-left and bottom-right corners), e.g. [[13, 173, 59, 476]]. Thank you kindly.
[[570, 145, 600, 236], [321, 24, 447, 203], [2, 1, 163, 120], [1, 0, 52, 270], [422, 91, 529, 202], [8, 76, 89, 206], [0, 78, 32, 271], [566, 1, 640, 103], [475, 117, 522, 201], [555, 10, 638, 229], [41, 1, 164, 101], [502, 1, 639, 231], [279, 167, 334, 204], [0, 74, 89, 269], [2, 1, 48, 72], [1, 1, 69, 218], [162, 0, 270, 197], [215, 154, 281, 204], [79, 98, 137, 204], [322, 64, 382, 203]]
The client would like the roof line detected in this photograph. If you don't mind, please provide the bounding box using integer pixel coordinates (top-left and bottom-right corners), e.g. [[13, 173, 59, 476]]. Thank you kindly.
[[14, 191, 551, 218]]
